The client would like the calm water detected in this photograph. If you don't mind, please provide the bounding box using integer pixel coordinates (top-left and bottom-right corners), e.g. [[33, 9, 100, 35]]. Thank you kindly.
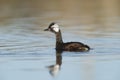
[[0, 0, 120, 80]]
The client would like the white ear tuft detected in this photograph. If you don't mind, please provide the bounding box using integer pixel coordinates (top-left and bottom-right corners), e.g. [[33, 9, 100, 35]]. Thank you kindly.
[[52, 24, 59, 32], [53, 27, 59, 32]]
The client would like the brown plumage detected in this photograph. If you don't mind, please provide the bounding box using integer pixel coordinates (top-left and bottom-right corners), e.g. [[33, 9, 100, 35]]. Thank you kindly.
[[44, 22, 90, 52]]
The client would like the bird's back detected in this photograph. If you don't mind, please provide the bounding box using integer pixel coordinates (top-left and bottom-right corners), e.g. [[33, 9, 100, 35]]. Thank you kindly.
[[63, 42, 90, 52]]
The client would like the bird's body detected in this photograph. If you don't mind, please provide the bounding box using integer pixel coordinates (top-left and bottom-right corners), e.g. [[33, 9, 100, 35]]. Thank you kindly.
[[61, 42, 90, 51], [44, 22, 90, 52]]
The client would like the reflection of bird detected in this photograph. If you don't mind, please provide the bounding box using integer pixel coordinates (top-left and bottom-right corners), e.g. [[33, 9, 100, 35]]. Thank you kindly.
[[44, 22, 90, 52], [47, 50, 62, 77], [47, 64, 60, 77]]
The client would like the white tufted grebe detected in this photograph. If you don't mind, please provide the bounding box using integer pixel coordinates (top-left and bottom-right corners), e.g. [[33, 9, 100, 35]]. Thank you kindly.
[[44, 22, 90, 52]]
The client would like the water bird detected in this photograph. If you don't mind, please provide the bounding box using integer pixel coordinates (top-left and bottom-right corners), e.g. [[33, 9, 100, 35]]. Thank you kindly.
[[44, 22, 90, 52]]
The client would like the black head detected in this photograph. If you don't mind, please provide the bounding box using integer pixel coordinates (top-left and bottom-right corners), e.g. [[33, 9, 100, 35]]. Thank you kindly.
[[44, 22, 60, 33]]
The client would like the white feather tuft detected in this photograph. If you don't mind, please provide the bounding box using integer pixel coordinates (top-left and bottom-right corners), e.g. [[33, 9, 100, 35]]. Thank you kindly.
[[52, 24, 59, 32]]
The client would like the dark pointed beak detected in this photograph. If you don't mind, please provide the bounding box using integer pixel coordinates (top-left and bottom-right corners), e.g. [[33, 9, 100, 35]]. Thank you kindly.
[[44, 28, 49, 31]]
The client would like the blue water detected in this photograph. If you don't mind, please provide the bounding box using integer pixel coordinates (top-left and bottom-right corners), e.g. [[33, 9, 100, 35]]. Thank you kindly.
[[0, 17, 120, 80], [0, 0, 120, 80]]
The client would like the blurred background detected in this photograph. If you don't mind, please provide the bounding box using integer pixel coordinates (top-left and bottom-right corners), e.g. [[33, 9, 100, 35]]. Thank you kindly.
[[0, 0, 120, 80], [0, 0, 120, 36], [0, 0, 120, 25]]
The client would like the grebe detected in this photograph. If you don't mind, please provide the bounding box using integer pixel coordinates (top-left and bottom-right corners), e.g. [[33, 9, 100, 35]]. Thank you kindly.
[[44, 22, 90, 52]]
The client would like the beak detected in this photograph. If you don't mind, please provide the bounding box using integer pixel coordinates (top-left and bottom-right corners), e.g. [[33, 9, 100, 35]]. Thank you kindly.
[[44, 28, 49, 31]]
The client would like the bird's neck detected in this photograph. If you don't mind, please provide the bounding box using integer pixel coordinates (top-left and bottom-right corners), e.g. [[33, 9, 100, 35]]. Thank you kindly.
[[55, 30, 63, 49]]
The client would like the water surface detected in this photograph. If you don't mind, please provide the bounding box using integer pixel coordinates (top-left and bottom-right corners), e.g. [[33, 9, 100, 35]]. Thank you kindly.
[[0, 0, 120, 80]]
